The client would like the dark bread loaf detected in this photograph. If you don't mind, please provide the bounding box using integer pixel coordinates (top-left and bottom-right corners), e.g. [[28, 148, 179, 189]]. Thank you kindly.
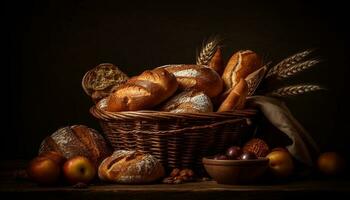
[[106, 68, 178, 112], [98, 150, 165, 184], [39, 125, 111, 167], [82, 63, 129, 103], [158, 64, 223, 98]]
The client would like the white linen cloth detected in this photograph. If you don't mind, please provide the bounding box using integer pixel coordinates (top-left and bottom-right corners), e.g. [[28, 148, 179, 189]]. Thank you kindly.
[[247, 96, 319, 166]]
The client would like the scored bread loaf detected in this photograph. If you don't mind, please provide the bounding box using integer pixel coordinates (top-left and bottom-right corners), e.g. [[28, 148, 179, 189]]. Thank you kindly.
[[218, 79, 248, 112], [106, 68, 178, 112], [82, 63, 129, 103], [160, 90, 213, 113], [222, 50, 262, 91], [98, 150, 165, 184], [39, 125, 111, 167], [158, 64, 223, 98]]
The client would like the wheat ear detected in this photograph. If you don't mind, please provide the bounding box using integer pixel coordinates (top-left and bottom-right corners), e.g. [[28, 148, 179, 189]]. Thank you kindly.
[[196, 36, 221, 65], [266, 49, 314, 78], [277, 59, 320, 79], [268, 84, 324, 97]]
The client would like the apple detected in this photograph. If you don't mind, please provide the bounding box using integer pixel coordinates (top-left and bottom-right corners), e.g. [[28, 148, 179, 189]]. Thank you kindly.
[[27, 156, 61, 185], [39, 151, 66, 166], [270, 147, 289, 153], [63, 156, 96, 184], [266, 150, 294, 178], [317, 152, 346, 176]]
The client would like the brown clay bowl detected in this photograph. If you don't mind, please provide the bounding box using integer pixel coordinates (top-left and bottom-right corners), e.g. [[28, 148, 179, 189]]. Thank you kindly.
[[202, 157, 269, 184]]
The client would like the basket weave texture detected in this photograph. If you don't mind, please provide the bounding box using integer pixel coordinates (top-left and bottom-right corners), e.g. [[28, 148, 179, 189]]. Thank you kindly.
[[90, 98, 258, 171]]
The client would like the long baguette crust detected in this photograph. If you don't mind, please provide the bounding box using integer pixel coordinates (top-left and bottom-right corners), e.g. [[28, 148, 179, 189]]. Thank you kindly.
[[106, 68, 178, 112]]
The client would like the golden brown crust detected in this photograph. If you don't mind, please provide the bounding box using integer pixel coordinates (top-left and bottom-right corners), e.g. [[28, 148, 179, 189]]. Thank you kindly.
[[159, 65, 223, 98], [222, 50, 262, 91], [161, 90, 213, 113], [208, 47, 224, 76], [217, 79, 248, 112], [106, 68, 178, 112], [98, 150, 165, 184], [38, 125, 111, 167]]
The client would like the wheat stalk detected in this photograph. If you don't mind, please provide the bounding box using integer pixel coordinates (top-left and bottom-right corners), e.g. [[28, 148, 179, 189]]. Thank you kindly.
[[196, 36, 221, 65], [266, 49, 314, 78], [276, 59, 320, 79], [268, 84, 324, 97]]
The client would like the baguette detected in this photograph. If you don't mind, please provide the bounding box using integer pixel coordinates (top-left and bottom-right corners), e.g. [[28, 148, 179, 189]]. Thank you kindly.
[[217, 79, 248, 112], [158, 64, 223, 98], [106, 68, 178, 112]]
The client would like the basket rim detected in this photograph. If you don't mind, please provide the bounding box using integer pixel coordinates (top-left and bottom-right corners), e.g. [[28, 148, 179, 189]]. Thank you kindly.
[[90, 104, 258, 121]]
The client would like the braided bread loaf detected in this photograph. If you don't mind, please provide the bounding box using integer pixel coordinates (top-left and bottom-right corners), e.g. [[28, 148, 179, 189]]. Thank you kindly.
[[106, 68, 178, 112]]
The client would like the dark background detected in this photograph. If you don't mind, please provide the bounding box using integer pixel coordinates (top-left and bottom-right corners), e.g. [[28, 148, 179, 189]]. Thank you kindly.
[[5, 0, 349, 160]]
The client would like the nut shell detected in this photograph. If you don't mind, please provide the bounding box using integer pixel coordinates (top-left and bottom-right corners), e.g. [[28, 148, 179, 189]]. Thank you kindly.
[[243, 138, 270, 157]]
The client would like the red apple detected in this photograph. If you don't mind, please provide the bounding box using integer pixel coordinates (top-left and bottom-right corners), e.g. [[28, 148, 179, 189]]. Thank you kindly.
[[317, 152, 346, 176], [266, 150, 294, 178], [39, 151, 67, 166], [27, 156, 61, 185], [63, 156, 96, 184]]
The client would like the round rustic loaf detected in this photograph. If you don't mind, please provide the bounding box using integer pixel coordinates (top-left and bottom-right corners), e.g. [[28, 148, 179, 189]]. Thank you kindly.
[[82, 63, 129, 103], [158, 64, 223, 98], [98, 150, 165, 184], [161, 90, 213, 113], [39, 125, 112, 167]]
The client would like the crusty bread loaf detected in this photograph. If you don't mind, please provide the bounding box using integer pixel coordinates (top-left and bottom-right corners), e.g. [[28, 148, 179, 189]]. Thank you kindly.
[[106, 68, 178, 112], [98, 150, 165, 184], [82, 63, 129, 103], [217, 79, 248, 112], [161, 90, 213, 113], [39, 125, 112, 167], [158, 65, 223, 98], [222, 50, 262, 91], [208, 47, 224, 76]]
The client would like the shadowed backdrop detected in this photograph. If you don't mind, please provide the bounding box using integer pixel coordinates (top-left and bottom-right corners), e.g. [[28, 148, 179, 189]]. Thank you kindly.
[[6, 0, 349, 159]]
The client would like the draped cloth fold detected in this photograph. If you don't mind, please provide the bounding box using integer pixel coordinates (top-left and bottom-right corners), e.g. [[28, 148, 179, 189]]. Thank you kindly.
[[247, 96, 319, 166]]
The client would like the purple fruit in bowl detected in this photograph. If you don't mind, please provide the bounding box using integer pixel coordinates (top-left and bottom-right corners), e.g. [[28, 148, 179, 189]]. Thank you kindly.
[[226, 146, 242, 159], [239, 152, 257, 160], [213, 154, 229, 160]]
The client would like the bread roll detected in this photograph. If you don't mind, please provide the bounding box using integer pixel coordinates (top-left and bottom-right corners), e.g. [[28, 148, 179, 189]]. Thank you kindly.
[[82, 63, 129, 103], [106, 68, 178, 112], [98, 150, 165, 184], [161, 90, 213, 113], [39, 125, 112, 167], [222, 50, 262, 91], [158, 65, 223, 98], [217, 79, 248, 112]]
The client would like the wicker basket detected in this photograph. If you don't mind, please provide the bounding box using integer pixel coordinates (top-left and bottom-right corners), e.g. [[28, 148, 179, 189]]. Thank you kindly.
[[90, 98, 258, 172]]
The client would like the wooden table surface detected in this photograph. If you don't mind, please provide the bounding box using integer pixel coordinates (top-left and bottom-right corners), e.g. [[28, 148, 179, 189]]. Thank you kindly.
[[1, 160, 349, 200]]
